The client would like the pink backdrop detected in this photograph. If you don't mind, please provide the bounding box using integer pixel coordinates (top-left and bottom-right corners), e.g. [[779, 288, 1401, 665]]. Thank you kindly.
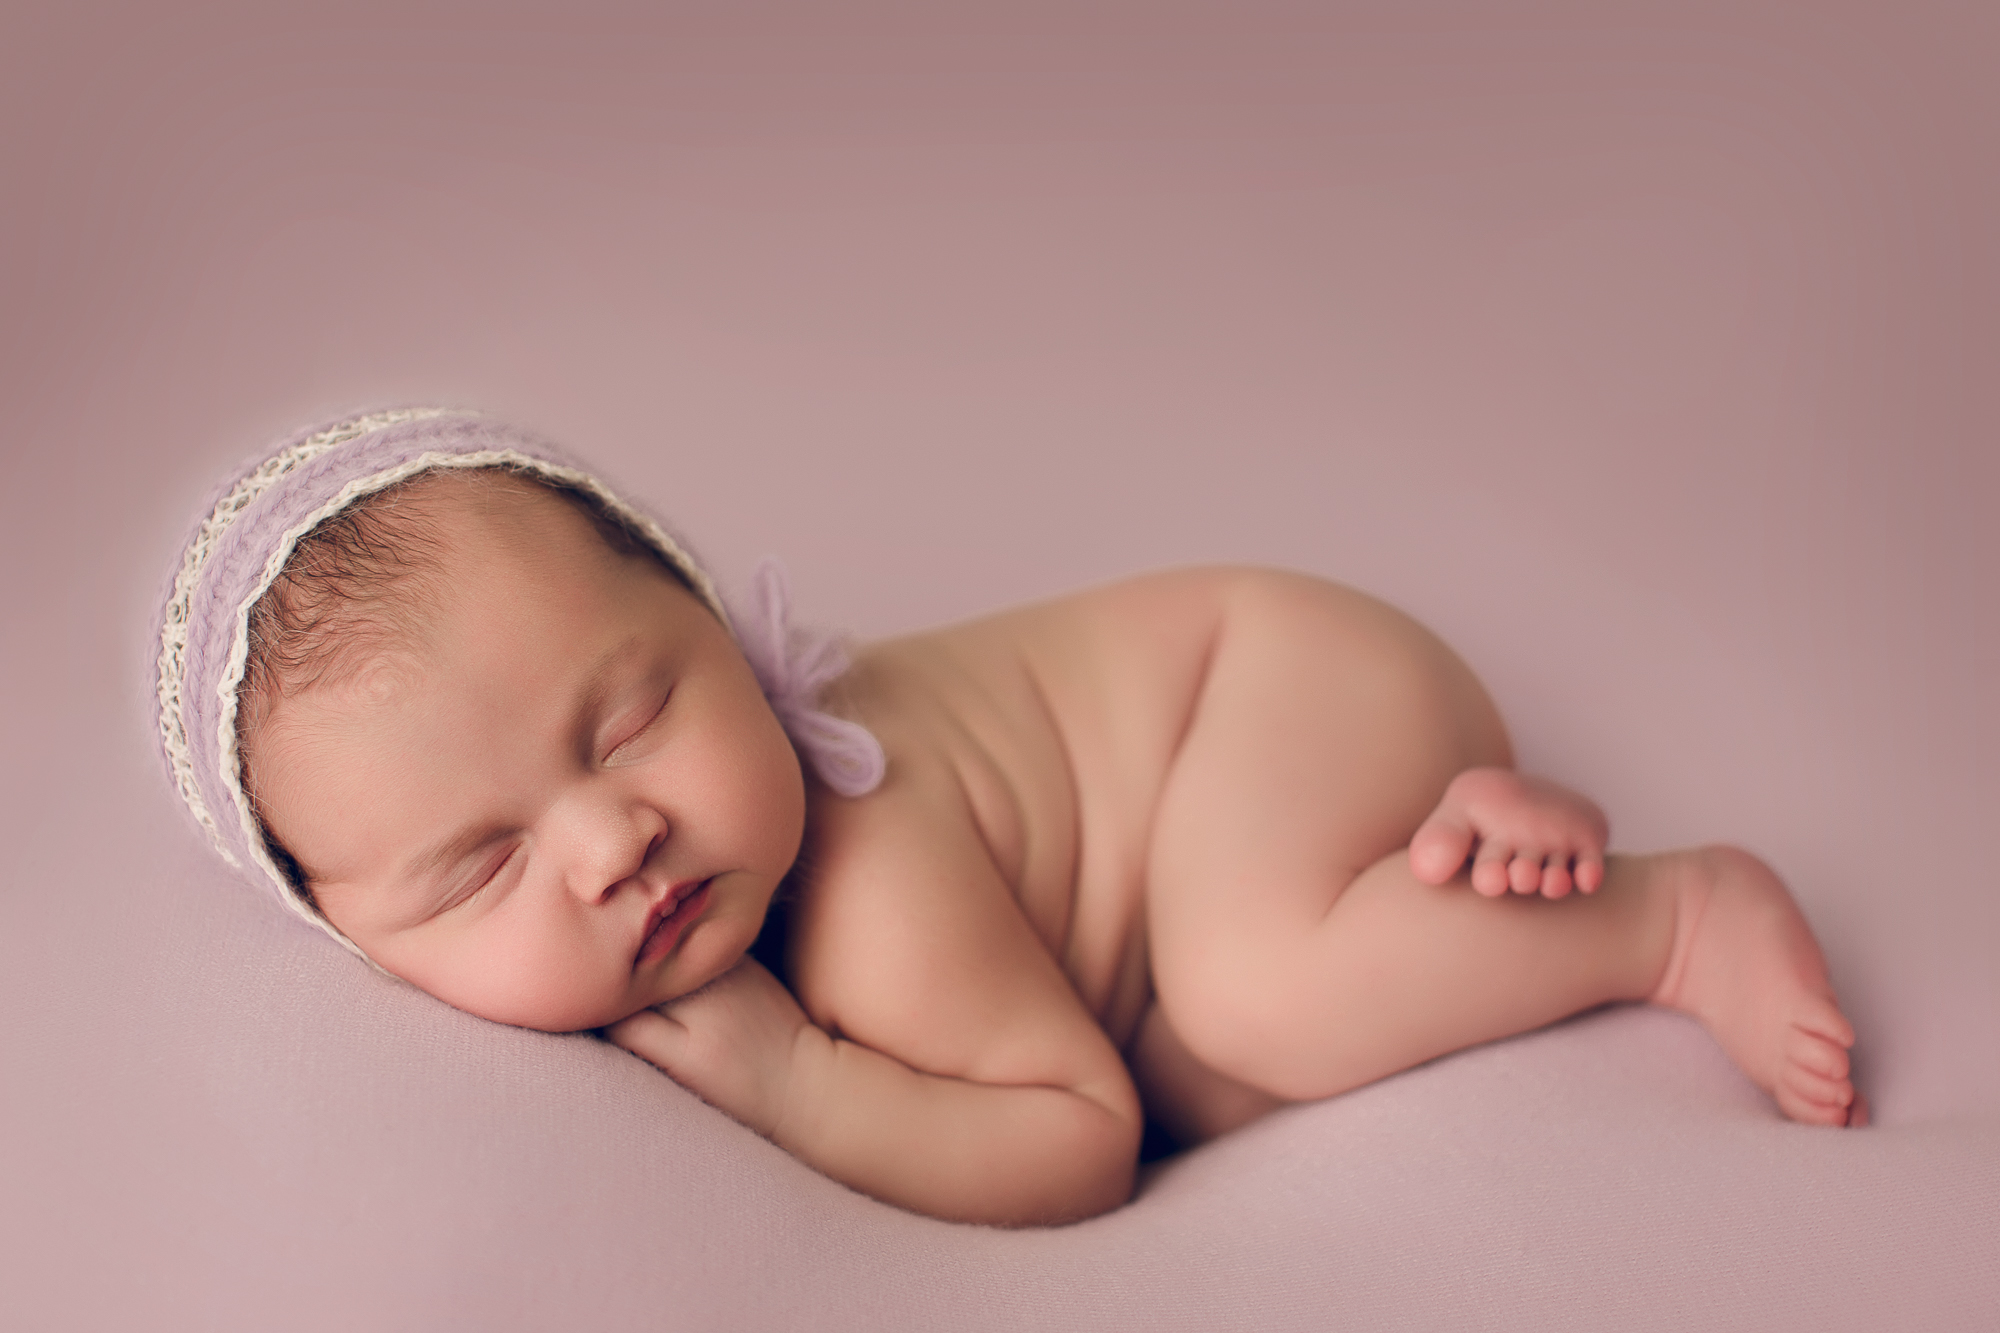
[[4, 3, 1995, 1329]]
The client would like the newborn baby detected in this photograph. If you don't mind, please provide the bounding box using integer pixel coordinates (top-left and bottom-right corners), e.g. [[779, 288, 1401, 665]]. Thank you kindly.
[[158, 410, 1862, 1227]]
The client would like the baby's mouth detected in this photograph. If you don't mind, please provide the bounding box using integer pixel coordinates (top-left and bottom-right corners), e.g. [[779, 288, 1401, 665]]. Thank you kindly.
[[636, 877, 713, 967]]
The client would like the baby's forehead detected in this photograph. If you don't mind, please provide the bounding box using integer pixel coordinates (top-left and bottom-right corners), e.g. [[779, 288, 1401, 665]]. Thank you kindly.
[[417, 468, 664, 570], [256, 492, 647, 726], [399, 477, 648, 628], [412, 467, 594, 537], [246, 472, 604, 706]]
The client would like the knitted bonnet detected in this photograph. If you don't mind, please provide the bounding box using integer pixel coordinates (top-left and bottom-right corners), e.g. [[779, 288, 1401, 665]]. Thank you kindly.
[[155, 408, 884, 957]]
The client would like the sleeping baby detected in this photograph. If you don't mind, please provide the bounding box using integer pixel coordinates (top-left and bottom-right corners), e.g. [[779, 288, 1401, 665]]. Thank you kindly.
[[157, 409, 1863, 1226]]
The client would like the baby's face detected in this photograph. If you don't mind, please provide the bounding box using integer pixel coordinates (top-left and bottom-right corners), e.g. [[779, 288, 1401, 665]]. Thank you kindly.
[[246, 483, 806, 1032]]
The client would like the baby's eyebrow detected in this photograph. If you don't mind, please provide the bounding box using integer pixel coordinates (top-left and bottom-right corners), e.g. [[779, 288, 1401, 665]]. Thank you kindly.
[[572, 636, 647, 753]]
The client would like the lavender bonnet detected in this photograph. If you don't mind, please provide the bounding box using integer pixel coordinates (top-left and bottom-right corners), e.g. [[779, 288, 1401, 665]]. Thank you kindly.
[[154, 407, 884, 958]]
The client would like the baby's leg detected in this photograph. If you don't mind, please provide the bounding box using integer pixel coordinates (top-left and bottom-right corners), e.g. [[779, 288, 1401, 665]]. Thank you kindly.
[[1142, 574, 1860, 1137]]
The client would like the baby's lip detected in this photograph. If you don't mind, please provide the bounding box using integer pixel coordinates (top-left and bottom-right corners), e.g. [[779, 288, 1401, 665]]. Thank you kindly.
[[635, 877, 712, 967]]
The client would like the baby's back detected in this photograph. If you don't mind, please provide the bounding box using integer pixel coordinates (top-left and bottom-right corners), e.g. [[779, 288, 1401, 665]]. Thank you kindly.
[[786, 568, 1238, 1053]]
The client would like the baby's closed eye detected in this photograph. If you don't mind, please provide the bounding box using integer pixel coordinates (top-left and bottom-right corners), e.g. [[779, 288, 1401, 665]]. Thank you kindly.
[[437, 840, 522, 915], [603, 690, 672, 766]]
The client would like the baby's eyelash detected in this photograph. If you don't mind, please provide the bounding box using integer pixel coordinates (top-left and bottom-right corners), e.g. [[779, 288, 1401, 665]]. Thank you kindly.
[[605, 691, 671, 763], [449, 844, 518, 911]]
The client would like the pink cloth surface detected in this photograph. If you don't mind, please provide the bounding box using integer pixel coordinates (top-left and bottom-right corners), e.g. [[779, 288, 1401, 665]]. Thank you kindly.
[[4, 3, 1997, 1330]]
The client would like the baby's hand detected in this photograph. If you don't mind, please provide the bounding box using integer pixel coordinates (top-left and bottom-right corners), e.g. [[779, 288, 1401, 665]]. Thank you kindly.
[[604, 957, 815, 1139]]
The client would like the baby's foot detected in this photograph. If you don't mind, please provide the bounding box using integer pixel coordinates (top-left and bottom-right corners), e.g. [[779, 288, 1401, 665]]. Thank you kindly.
[[1648, 846, 1862, 1127], [1409, 767, 1609, 897]]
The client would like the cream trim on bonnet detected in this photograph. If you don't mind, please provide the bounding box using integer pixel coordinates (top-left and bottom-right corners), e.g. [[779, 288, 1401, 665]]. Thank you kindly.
[[155, 408, 880, 960]]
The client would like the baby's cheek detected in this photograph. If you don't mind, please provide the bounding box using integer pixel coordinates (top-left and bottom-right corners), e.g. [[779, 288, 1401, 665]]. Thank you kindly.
[[432, 921, 622, 1034], [740, 724, 808, 866]]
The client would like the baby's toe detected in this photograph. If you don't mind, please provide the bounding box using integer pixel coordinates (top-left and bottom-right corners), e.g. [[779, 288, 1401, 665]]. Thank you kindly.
[[1796, 995, 1857, 1050], [1787, 1027, 1851, 1082], [1508, 851, 1546, 895], [1573, 852, 1605, 894], [1409, 812, 1476, 885], [1781, 1091, 1851, 1127], [1470, 842, 1514, 896], [1541, 859, 1574, 898], [1565, 793, 1611, 850], [1780, 1065, 1853, 1123]]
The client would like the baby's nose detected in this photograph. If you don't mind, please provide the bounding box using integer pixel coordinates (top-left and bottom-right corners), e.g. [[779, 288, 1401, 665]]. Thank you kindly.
[[558, 800, 669, 903]]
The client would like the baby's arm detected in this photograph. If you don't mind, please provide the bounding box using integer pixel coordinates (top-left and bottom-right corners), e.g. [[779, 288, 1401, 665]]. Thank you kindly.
[[609, 773, 1143, 1227], [606, 955, 1138, 1225]]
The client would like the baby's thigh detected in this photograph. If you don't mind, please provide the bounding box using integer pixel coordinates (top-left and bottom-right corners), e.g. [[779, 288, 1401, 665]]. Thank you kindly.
[[1145, 574, 1506, 1005]]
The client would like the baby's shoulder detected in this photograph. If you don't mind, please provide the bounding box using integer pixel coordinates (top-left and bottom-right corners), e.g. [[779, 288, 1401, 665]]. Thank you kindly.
[[842, 566, 1251, 728], [867, 567, 1252, 781], [912, 564, 1245, 659], [779, 569, 1265, 1008]]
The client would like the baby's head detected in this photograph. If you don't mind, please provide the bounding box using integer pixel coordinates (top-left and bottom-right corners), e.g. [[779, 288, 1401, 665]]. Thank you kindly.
[[156, 410, 881, 1031]]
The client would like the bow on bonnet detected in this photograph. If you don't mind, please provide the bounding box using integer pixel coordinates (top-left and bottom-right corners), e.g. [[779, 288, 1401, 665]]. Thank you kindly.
[[155, 407, 885, 956]]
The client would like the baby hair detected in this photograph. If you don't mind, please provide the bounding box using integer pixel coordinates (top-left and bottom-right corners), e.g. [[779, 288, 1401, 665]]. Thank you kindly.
[[240, 466, 691, 723]]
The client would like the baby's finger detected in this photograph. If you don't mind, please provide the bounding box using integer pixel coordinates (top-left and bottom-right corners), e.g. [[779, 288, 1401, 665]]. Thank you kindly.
[[603, 1008, 685, 1070]]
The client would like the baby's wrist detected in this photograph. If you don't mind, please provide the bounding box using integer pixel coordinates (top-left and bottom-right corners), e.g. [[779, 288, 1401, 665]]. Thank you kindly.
[[769, 1021, 837, 1151]]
